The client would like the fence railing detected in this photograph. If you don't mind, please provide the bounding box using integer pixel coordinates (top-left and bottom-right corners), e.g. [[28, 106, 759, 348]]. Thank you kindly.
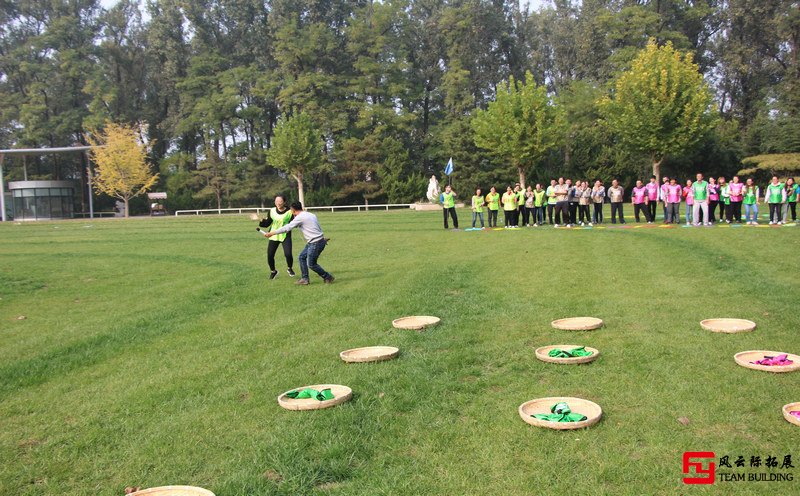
[[174, 204, 415, 216], [74, 211, 117, 218]]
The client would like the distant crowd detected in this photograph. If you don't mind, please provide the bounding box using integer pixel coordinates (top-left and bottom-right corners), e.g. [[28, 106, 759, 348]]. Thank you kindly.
[[436, 174, 798, 229]]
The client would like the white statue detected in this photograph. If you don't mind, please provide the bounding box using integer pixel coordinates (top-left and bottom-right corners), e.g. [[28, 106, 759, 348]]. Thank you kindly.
[[426, 175, 440, 203]]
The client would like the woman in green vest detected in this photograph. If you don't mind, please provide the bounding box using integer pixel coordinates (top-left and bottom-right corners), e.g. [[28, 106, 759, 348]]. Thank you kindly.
[[784, 177, 797, 222], [471, 188, 486, 228], [485, 186, 500, 227], [765, 176, 786, 225], [259, 194, 295, 279], [501, 186, 517, 228], [742, 178, 759, 225], [440, 184, 459, 229], [533, 184, 547, 226]]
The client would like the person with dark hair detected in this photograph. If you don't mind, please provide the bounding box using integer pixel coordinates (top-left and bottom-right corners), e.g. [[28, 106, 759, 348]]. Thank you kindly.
[[523, 185, 534, 226], [553, 177, 571, 227], [258, 195, 295, 279], [729, 175, 744, 223], [665, 178, 682, 223], [631, 180, 651, 223], [502, 185, 517, 228], [743, 178, 760, 225], [784, 177, 797, 222], [546, 179, 557, 224], [514, 183, 525, 227], [265, 202, 334, 285], [766, 176, 786, 225], [608, 179, 625, 224], [440, 184, 459, 229], [591, 180, 605, 224], [471, 188, 486, 228], [533, 183, 546, 226], [485, 186, 500, 227], [645, 175, 659, 222], [707, 176, 719, 223]]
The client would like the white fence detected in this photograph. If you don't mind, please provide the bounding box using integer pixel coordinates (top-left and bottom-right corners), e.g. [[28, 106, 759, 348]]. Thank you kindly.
[[174, 204, 415, 216]]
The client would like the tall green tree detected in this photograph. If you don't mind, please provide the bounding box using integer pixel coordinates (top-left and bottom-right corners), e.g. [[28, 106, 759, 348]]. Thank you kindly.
[[267, 112, 325, 206], [599, 39, 717, 180], [471, 71, 561, 188]]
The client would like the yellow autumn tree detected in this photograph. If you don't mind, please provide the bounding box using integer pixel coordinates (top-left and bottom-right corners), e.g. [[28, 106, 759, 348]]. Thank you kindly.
[[85, 122, 158, 218]]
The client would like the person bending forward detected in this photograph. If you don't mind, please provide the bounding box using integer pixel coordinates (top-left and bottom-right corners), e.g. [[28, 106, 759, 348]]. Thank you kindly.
[[265, 202, 334, 285]]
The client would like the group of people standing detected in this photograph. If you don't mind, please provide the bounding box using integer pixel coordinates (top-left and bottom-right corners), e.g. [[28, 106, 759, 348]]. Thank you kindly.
[[440, 174, 799, 229]]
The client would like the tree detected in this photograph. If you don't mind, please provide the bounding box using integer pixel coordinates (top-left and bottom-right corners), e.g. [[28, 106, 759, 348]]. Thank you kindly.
[[471, 71, 561, 188], [85, 122, 158, 217], [739, 153, 800, 181], [267, 112, 325, 206], [599, 39, 717, 180]]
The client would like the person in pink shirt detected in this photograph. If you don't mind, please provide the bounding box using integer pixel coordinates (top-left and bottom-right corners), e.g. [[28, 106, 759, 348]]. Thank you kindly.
[[665, 178, 682, 223], [660, 176, 670, 223], [631, 180, 652, 223], [729, 175, 744, 223], [682, 179, 694, 225], [645, 175, 659, 222], [707, 176, 719, 223]]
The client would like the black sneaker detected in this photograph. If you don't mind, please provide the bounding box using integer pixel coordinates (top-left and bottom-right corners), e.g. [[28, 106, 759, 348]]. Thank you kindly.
[[295, 278, 309, 285], [287, 267, 296, 277], [269, 270, 278, 280], [324, 276, 335, 284]]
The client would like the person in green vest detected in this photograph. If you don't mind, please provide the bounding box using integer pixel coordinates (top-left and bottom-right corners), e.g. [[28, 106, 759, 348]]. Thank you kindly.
[[765, 176, 786, 225], [440, 184, 459, 229], [471, 188, 486, 228], [742, 178, 760, 225], [514, 183, 525, 227], [502, 186, 518, 228], [691, 172, 710, 226], [533, 183, 547, 226], [719, 178, 731, 223], [784, 177, 797, 222], [258, 194, 295, 280], [546, 179, 557, 224], [485, 186, 500, 227]]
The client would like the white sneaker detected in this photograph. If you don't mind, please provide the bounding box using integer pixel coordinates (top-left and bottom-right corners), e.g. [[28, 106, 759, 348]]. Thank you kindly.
[[769, 221, 774, 225], [588, 222, 593, 226], [554, 224, 559, 228], [705, 223, 711, 226]]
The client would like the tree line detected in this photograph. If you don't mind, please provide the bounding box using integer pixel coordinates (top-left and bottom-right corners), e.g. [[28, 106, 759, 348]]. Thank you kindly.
[[1, 0, 798, 213]]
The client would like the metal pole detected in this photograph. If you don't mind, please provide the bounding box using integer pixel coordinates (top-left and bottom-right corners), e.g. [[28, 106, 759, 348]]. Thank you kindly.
[[0, 154, 6, 222], [86, 151, 94, 219]]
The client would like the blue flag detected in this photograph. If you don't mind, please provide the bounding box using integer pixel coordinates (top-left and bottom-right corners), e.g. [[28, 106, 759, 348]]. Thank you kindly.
[[444, 157, 454, 176]]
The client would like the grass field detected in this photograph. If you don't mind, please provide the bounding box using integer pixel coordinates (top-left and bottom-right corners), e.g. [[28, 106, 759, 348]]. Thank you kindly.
[[1, 210, 799, 495]]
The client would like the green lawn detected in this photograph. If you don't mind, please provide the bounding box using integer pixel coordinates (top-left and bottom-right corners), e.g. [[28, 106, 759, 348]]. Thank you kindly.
[[1, 210, 798, 495]]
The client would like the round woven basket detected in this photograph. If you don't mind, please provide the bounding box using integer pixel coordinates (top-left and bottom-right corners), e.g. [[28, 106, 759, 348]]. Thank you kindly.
[[534, 345, 600, 365], [129, 487, 214, 496], [550, 317, 603, 331], [391, 316, 440, 330], [700, 318, 756, 333], [782, 402, 800, 427], [277, 384, 353, 411], [733, 351, 800, 373], [340, 346, 400, 363], [519, 397, 602, 430]]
